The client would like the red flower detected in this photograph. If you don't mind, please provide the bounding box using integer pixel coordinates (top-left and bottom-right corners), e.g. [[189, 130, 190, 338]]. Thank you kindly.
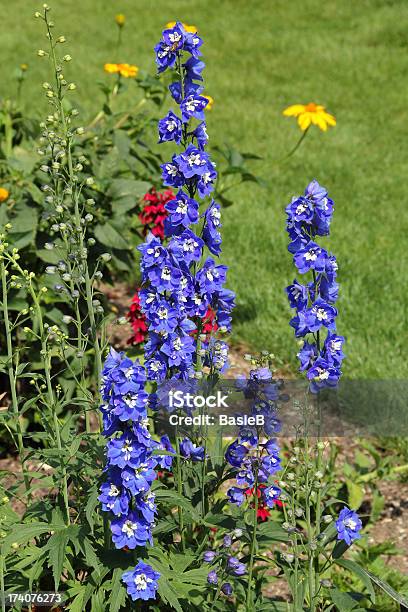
[[244, 484, 280, 522], [256, 507, 271, 521], [139, 187, 174, 240], [127, 290, 148, 346]]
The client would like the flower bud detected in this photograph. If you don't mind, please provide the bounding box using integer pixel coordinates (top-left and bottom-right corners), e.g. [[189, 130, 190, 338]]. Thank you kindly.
[[63, 54, 72, 62], [67, 83, 76, 91], [37, 49, 47, 57]]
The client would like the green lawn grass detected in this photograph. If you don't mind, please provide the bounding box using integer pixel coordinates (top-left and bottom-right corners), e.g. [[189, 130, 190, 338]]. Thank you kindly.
[[2, 0, 408, 378]]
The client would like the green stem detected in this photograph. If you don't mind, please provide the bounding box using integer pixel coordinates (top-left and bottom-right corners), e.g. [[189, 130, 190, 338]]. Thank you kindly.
[[304, 439, 315, 612], [0, 553, 5, 612], [175, 434, 185, 552], [246, 448, 260, 610], [46, 16, 103, 430], [0, 258, 30, 498]]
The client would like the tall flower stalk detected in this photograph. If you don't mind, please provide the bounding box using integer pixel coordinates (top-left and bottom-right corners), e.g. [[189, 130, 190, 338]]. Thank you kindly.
[[285, 180, 345, 392], [98, 21, 235, 604], [36, 5, 106, 431]]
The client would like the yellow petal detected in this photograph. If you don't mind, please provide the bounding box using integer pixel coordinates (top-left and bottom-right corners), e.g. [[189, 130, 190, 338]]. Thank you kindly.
[[298, 113, 311, 130], [203, 95, 214, 110], [283, 104, 306, 117], [311, 113, 328, 131], [321, 111, 336, 126], [165, 21, 176, 29], [104, 63, 119, 74]]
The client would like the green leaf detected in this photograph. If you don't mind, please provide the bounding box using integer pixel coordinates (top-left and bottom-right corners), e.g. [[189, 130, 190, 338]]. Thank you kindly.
[[85, 485, 100, 534], [154, 489, 201, 521], [157, 577, 183, 612], [46, 529, 70, 590], [257, 521, 290, 542], [109, 567, 127, 612], [94, 221, 129, 250], [346, 479, 365, 510], [330, 589, 359, 610], [363, 570, 408, 607], [67, 589, 85, 612], [80, 537, 100, 574], [335, 559, 375, 601], [107, 178, 151, 200], [2, 522, 53, 550]]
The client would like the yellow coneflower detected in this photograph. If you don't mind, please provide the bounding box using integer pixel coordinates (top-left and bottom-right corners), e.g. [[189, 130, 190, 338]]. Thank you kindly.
[[117, 63, 138, 78], [104, 63, 139, 78], [0, 188, 10, 203], [115, 13, 126, 27], [283, 103, 336, 132], [104, 63, 119, 74]]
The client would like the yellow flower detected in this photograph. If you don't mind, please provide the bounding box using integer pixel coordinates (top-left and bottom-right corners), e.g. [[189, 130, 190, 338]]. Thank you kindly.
[[104, 63, 119, 74], [165, 21, 198, 33], [283, 103, 336, 132], [0, 188, 9, 203], [117, 63, 138, 78], [103, 63, 139, 78], [203, 95, 214, 110], [115, 13, 126, 27], [20, 63, 28, 71]]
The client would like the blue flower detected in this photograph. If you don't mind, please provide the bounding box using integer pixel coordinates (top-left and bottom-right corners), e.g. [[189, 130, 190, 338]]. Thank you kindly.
[[227, 556, 246, 576], [121, 461, 157, 496], [294, 241, 328, 274], [221, 583, 233, 596], [164, 190, 199, 232], [286, 279, 308, 310], [183, 56, 205, 81], [264, 485, 281, 508], [158, 111, 183, 144], [197, 162, 217, 198], [196, 258, 228, 295], [227, 486, 246, 506], [122, 561, 160, 602], [336, 508, 362, 545], [161, 156, 185, 188], [180, 93, 208, 123], [307, 357, 341, 392], [297, 341, 318, 372], [193, 121, 209, 150], [110, 512, 151, 549], [179, 437, 205, 461], [175, 145, 210, 179], [136, 491, 157, 524], [207, 570, 218, 585], [106, 433, 147, 469], [203, 550, 217, 562], [225, 440, 248, 467], [147, 261, 182, 293], [161, 334, 195, 368], [324, 333, 345, 366], [157, 434, 176, 469], [184, 31, 203, 58], [169, 229, 204, 264], [98, 470, 130, 516], [147, 299, 179, 334]]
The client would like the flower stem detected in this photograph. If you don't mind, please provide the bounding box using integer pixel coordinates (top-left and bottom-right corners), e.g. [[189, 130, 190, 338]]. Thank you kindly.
[[0, 553, 6, 612], [246, 446, 260, 610], [0, 257, 30, 498], [175, 433, 185, 552]]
